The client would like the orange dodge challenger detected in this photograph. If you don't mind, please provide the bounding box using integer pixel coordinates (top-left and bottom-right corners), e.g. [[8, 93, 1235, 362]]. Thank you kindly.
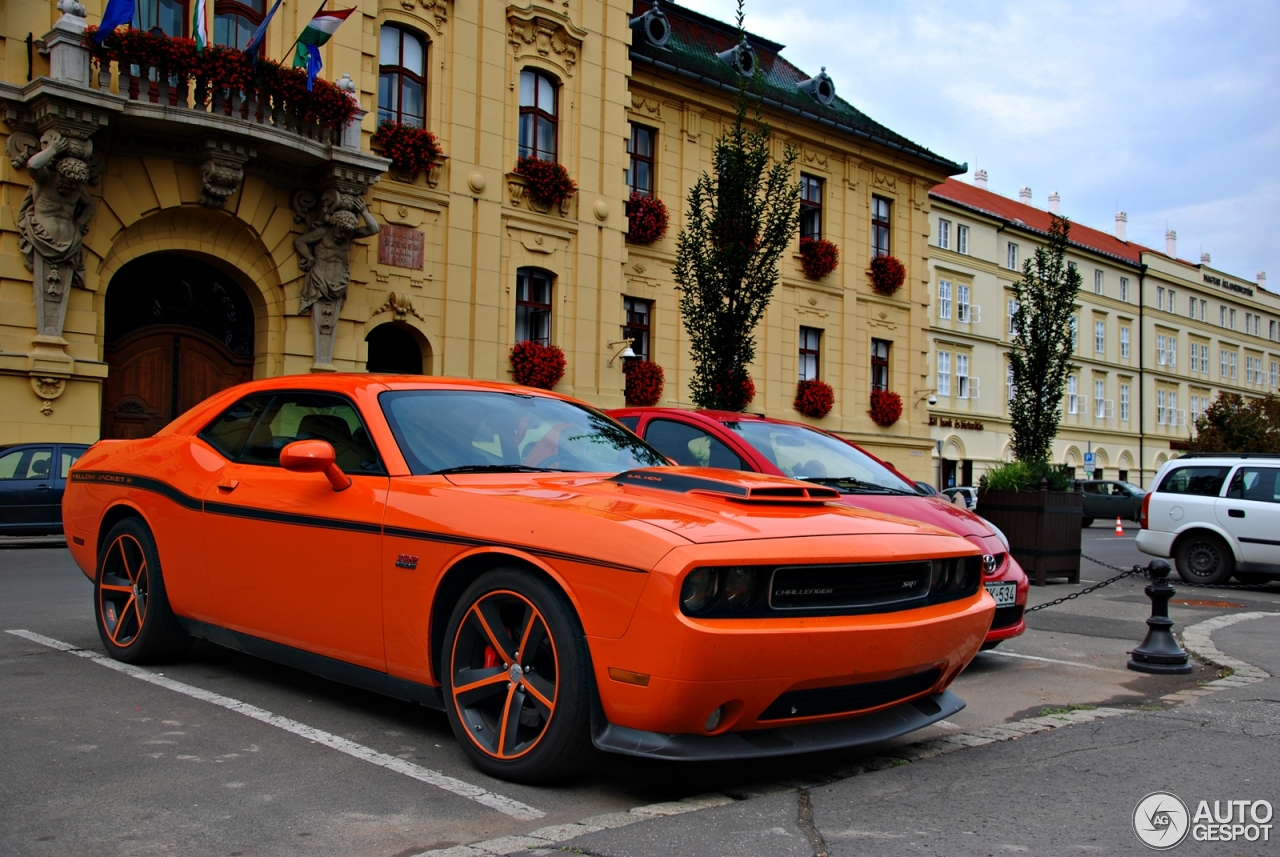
[[64, 376, 994, 783]]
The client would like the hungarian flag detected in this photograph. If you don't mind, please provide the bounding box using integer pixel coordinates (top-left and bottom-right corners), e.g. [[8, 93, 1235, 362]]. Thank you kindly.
[[293, 8, 356, 70]]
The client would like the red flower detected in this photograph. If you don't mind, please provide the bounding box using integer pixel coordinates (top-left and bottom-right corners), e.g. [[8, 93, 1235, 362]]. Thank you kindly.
[[623, 360, 665, 406], [869, 255, 906, 296], [510, 340, 566, 390], [869, 390, 903, 427], [799, 237, 839, 280], [712, 369, 755, 411], [626, 193, 669, 245], [516, 156, 576, 209], [373, 121, 443, 177], [794, 378, 834, 418]]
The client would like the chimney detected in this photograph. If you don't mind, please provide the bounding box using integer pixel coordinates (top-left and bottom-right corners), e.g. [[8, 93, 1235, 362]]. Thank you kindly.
[[1019, 186, 1032, 202], [974, 169, 988, 189], [1259, 272, 1268, 288], [1200, 252, 1211, 265], [1165, 229, 1177, 257], [1048, 192, 1060, 214], [1115, 211, 1127, 241]]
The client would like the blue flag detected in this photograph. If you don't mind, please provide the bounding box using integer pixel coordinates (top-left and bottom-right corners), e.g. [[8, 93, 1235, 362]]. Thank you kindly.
[[243, 0, 284, 60], [304, 44, 322, 91], [94, 0, 134, 44]]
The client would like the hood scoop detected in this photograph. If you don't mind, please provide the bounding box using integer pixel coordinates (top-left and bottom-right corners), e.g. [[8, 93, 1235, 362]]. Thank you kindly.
[[610, 470, 840, 504]]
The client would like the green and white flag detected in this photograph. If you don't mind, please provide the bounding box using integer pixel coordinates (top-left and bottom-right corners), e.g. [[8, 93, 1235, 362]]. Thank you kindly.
[[292, 7, 356, 68], [192, 0, 208, 51]]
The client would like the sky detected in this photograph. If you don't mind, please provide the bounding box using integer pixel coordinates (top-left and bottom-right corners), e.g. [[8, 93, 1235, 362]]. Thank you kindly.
[[674, 0, 1280, 285]]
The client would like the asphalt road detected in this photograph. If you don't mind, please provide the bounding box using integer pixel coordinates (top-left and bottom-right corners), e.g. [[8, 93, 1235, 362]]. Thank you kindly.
[[2, 530, 1277, 857]]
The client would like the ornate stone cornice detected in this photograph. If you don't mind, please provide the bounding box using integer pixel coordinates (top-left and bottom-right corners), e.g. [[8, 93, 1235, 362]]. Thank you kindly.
[[507, 4, 588, 77]]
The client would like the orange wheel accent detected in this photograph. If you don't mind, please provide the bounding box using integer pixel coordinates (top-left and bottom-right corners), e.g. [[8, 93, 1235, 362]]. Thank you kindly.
[[450, 589, 558, 761], [98, 533, 150, 648]]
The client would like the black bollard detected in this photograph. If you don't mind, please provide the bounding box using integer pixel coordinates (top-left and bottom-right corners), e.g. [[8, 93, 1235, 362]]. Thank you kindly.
[[1127, 559, 1193, 674]]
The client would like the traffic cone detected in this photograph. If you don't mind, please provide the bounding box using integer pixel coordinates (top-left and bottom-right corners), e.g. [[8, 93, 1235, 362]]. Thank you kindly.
[[1115, 517, 1124, 537]]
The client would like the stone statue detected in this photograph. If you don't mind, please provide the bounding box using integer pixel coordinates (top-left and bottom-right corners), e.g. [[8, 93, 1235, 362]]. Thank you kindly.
[[293, 190, 379, 368], [12, 131, 96, 339]]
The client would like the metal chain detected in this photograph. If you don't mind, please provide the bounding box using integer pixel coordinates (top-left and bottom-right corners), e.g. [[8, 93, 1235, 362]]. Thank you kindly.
[[1079, 553, 1276, 591]]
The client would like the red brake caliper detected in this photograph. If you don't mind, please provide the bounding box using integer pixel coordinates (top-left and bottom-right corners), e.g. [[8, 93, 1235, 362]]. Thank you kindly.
[[483, 645, 499, 669]]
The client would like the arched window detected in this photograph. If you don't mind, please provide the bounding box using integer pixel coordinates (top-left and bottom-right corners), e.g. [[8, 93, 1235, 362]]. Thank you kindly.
[[135, 0, 188, 36], [516, 268, 553, 345], [519, 69, 558, 162], [366, 323, 427, 374], [214, 0, 263, 50], [379, 25, 427, 127]]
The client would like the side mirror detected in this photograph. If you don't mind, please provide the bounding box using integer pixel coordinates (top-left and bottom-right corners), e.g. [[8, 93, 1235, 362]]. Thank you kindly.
[[280, 440, 352, 492]]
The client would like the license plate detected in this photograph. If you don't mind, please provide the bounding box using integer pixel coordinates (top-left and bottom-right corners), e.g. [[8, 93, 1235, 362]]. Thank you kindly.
[[985, 581, 1017, 607]]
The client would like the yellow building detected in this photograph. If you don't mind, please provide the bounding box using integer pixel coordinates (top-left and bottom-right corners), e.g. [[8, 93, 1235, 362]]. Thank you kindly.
[[1, 0, 963, 479]]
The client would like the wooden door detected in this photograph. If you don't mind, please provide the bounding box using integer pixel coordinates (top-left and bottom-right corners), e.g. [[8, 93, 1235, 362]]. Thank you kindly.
[[102, 327, 253, 439]]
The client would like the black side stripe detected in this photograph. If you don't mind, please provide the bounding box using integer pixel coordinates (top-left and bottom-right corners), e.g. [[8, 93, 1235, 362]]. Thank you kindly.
[[1239, 537, 1280, 546], [76, 470, 647, 573]]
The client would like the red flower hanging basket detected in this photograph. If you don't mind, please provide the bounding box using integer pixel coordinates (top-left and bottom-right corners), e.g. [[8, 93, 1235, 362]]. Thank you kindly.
[[510, 340, 566, 390], [515, 155, 577, 209], [373, 121, 443, 177], [626, 192, 669, 245], [869, 390, 903, 427], [869, 254, 907, 296], [623, 360, 665, 406], [794, 378, 835, 419], [799, 237, 839, 280], [712, 370, 756, 412]]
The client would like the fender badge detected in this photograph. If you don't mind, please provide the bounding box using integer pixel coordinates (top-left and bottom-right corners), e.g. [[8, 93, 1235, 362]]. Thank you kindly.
[[395, 554, 419, 570]]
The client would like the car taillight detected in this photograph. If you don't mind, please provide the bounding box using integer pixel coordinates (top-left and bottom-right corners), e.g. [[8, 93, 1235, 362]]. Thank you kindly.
[[1140, 491, 1151, 529]]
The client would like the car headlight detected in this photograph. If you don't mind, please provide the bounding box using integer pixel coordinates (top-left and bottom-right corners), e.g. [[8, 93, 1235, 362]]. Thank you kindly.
[[980, 516, 1011, 552], [681, 568, 719, 613], [722, 567, 755, 609]]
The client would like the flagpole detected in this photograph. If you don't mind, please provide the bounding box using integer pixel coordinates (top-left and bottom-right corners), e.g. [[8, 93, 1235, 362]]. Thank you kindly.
[[285, 0, 330, 65]]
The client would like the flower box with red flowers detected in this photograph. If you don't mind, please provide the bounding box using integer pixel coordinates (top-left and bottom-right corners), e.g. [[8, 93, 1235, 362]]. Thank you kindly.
[[623, 360, 665, 406], [869, 254, 906, 296], [510, 340, 566, 390], [515, 156, 577, 210], [794, 378, 834, 419], [869, 389, 903, 427], [799, 237, 839, 280], [626, 192, 669, 245], [373, 121, 443, 178]]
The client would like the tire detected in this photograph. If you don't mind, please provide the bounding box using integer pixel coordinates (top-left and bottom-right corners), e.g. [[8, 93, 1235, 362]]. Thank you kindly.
[[980, 641, 1001, 651], [94, 518, 191, 664], [1175, 533, 1235, 586], [1234, 572, 1273, 586], [441, 568, 594, 783], [1081, 517, 1094, 528]]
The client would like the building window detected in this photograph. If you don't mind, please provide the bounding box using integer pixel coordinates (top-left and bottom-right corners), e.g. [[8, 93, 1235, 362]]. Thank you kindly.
[[1255, 315, 1262, 337], [1199, 343, 1209, 374], [938, 280, 952, 320], [379, 25, 427, 127], [1157, 390, 1167, 426], [1221, 349, 1229, 379], [1120, 384, 1130, 421], [871, 197, 891, 258], [1272, 320, 1277, 341], [213, 0, 260, 49], [798, 326, 821, 381], [1008, 299, 1019, 336], [800, 175, 823, 240], [626, 124, 656, 196], [1272, 360, 1278, 388], [1199, 299, 1207, 321], [1157, 286, 1165, 311], [1168, 336, 1177, 368], [1231, 351, 1238, 380], [937, 218, 951, 250], [1067, 375, 1079, 414], [957, 224, 969, 255], [1095, 380, 1106, 417], [1221, 306, 1227, 327], [1007, 242, 1018, 270], [1189, 295, 1196, 319], [1157, 334, 1167, 366], [1095, 320, 1105, 353], [956, 354, 970, 399], [1006, 364, 1015, 403], [519, 69, 558, 161], [623, 297, 652, 361], [1169, 289, 1177, 311], [957, 284, 972, 323], [1070, 315, 1078, 352], [1120, 326, 1130, 358], [137, 0, 187, 37], [515, 268, 553, 345], [1230, 308, 1237, 330], [937, 351, 951, 397], [1094, 270, 1104, 295], [1120, 276, 1129, 302], [871, 339, 891, 391]]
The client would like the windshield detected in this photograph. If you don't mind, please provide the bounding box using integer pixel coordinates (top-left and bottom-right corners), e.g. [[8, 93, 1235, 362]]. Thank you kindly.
[[380, 390, 669, 475], [723, 420, 917, 493]]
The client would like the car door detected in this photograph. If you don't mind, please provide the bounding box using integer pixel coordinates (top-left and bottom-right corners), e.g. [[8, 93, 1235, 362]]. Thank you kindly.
[[0, 446, 55, 533], [1217, 466, 1280, 566], [641, 418, 749, 470], [199, 391, 390, 669], [49, 445, 86, 531]]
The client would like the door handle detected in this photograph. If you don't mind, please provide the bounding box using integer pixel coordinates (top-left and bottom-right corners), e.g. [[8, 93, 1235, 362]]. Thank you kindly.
[[1228, 509, 1245, 518], [217, 479, 240, 492], [36, 484, 51, 490]]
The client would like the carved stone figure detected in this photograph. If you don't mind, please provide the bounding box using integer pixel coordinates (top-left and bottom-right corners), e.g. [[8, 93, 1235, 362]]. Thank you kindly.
[[293, 189, 379, 368], [12, 131, 96, 339]]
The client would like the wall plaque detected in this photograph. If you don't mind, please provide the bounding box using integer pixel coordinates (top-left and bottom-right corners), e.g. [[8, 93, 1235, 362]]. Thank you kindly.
[[378, 225, 425, 269]]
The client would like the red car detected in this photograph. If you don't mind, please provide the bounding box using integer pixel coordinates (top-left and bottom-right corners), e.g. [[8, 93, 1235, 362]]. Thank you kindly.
[[608, 408, 1027, 648]]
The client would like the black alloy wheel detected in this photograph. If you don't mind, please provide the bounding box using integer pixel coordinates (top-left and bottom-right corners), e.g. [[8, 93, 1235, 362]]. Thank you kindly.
[[1175, 533, 1235, 587], [94, 517, 191, 663]]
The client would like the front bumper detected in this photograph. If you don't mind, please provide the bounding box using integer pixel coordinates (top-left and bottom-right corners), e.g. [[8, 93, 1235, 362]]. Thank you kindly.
[[982, 551, 1029, 643], [592, 690, 965, 761]]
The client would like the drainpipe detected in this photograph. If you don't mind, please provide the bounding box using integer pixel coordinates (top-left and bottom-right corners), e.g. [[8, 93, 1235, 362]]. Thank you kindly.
[[1138, 263, 1147, 488]]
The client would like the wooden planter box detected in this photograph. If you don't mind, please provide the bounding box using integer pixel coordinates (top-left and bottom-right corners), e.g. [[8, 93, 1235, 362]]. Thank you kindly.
[[978, 487, 1082, 585]]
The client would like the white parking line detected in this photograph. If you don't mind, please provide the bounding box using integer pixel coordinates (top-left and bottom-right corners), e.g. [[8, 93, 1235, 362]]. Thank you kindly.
[[984, 649, 1126, 672], [5, 629, 544, 821]]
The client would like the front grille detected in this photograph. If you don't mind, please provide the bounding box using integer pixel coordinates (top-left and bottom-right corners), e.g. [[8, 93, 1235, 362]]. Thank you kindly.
[[759, 668, 941, 720], [769, 562, 931, 610], [990, 604, 1024, 629]]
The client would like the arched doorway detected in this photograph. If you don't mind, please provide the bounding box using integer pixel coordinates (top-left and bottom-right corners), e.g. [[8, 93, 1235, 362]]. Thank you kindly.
[[366, 322, 429, 374], [102, 254, 255, 438]]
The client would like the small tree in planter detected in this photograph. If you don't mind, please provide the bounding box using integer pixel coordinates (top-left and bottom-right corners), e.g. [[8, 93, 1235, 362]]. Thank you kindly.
[[799, 237, 839, 280], [794, 378, 834, 418], [868, 389, 902, 427], [509, 340, 566, 390], [627, 193, 669, 245], [515, 155, 576, 209], [623, 359, 665, 406]]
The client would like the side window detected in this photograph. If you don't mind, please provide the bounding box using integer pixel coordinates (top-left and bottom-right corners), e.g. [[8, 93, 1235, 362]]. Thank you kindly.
[[614, 416, 640, 432], [200, 394, 276, 460], [0, 448, 53, 480], [0, 449, 26, 479], [643, 420, 745, 470], [240, 393, 384, 474], [1227, 468, 1280, 503], [60, 448, 84, 478], [1158, 466, 1229, 497]]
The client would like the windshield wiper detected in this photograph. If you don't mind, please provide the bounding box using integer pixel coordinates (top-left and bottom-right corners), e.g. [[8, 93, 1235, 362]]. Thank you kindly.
[[430, 464, 574, 475], [798, 476, 915, 495]]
